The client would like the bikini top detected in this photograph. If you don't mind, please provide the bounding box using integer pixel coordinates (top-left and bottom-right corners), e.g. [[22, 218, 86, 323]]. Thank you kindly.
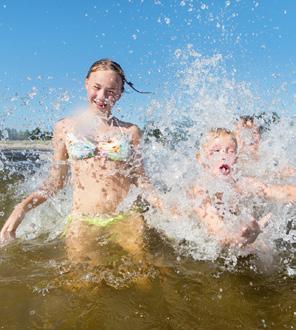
[[66, 132, 132, 162]]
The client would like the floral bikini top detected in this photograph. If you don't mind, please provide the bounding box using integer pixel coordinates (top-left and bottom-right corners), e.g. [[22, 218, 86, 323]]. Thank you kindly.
[[66, 132, 132, 162]]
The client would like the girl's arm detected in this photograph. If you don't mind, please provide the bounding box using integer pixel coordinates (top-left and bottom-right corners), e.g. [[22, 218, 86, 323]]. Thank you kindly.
[[0, 120, 69, 242], [128, 125, 163, 209]]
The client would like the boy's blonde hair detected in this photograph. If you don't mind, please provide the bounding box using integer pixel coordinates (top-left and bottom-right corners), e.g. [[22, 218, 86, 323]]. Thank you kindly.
[[196, 128, 238, 160]]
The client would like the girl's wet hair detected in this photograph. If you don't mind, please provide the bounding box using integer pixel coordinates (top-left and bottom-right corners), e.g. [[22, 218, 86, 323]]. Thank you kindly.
[[86, 58, 151, 94]]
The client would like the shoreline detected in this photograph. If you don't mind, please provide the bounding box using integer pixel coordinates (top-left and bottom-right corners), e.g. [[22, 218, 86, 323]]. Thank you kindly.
[[0, 140, 52, 151]]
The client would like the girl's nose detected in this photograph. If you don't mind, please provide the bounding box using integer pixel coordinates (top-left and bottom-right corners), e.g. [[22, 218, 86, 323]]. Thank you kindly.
[[96, 89, 107, 100]]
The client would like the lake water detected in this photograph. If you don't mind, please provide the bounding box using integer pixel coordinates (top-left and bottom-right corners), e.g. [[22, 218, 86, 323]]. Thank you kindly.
[[0, 150, 295, 329]]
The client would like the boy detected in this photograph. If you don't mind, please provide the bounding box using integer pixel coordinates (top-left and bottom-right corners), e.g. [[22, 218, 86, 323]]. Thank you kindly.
[[191, 128, 296, 249]]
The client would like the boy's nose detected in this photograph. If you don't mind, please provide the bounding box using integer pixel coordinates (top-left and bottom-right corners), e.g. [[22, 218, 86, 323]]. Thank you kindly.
[[220, 150, 229, 160]]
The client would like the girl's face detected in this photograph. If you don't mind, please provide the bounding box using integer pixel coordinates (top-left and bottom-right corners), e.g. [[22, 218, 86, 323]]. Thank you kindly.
[[200, 135, 237, 178], [85, 70, 122, 114]]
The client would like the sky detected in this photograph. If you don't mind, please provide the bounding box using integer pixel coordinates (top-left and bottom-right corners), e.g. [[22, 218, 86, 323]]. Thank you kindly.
[[0, 0, 296, 130]]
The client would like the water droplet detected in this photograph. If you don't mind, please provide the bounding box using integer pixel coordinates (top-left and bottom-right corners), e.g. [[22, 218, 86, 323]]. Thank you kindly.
[[164, 17, 171, 24]]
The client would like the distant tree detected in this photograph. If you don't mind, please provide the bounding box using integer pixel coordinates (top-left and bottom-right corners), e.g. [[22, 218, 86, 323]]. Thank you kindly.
[[28, 127, 42, 140], [42, 131, 53, 140], [7, 128, 18, 140], [23, 129, 31, 140], [28, 127, 53, 141]]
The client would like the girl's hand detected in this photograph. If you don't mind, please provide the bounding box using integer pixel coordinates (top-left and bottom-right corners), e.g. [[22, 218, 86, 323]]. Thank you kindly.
[[0, 205, 25, 243]]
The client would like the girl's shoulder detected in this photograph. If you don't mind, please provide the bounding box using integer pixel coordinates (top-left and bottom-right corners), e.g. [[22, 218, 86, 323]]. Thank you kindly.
[[113, 117, 140, 132], [112, 117, 142, 144], [54, 117, 75, 137]]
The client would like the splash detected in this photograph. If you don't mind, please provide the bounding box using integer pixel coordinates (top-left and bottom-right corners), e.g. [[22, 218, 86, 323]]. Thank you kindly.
[[1, 48, 295, 274], [141, 47, 296, 269]]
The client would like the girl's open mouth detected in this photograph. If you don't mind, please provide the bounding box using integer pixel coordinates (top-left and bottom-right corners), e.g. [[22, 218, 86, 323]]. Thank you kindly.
[[219, 164, 231, 175], [93, 97, 109, 108]]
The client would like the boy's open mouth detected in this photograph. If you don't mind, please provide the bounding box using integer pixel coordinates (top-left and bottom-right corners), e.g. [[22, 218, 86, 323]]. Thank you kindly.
[[219, 164, 231, 175]]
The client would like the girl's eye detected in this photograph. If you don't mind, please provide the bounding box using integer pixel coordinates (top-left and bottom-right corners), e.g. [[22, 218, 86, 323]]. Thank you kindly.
[[228, 149, 235, 153]]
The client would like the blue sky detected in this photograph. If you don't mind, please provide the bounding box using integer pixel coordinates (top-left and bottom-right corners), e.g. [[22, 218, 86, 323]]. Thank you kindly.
[[0, 0, 296, 130]]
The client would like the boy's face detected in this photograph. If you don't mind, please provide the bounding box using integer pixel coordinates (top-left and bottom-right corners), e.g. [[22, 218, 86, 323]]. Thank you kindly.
[[235, 120, 260, 155], [201, 134, 237, 178]]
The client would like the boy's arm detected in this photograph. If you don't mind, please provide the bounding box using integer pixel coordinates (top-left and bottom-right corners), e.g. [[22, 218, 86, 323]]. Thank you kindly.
[[190, 188, 263, 247], [240, 177, 296, 203], [193, 201, 241, 246], [263, 184, 296, 202], [0, 120, 69, 242], [278, 166, 296, 178], [194, 202, 264, 247]]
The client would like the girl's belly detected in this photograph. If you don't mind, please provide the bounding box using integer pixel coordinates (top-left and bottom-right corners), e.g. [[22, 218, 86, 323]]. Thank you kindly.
[[71, 175, 131, 216]]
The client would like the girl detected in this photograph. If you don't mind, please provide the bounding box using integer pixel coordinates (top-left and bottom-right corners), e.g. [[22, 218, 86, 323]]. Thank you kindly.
[[0, 59, 153, 267]]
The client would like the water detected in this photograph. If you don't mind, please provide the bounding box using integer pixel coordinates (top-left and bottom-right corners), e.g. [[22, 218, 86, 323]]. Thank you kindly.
[[0, 132, 296, 328], [0, 173, 296, 329], [0, 214, 295, 328]]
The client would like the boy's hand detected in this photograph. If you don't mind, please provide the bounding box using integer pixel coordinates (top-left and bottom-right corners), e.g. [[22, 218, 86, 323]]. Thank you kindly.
[[258, 213, 272, 230], [240, 219, 261, 247], [0, 206, 25, 243], [239, 213, 272, 247]]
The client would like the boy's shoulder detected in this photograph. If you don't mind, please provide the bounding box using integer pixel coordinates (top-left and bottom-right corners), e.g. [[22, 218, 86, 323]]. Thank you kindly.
[[187, 184, 206, 199]]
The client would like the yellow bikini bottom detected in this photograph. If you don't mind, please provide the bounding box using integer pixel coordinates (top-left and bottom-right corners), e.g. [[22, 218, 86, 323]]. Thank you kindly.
[[62, 200, 148, 237], [61, 212, 131, 238], [66, 212, 128, 228]]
